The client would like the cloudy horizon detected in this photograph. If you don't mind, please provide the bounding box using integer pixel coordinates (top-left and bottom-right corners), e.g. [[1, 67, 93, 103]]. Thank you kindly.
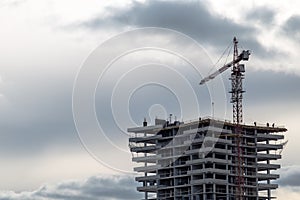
[[1, 0, 300, 199]]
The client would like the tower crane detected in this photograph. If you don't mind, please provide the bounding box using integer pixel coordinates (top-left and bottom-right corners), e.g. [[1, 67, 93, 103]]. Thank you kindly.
[[200, 37, 250, 200]]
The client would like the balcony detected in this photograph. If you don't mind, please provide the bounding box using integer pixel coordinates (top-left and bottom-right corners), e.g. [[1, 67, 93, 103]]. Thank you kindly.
[[257, 173, 279, 180], [136, 175, 159, 182], [130, 145, 160, 153], [187, 158, 230, 165], [257, 153, 281, 161], [137, 185, 157, 192], [128, 124, 163, 133], [257, 133, 284, 142], [186, 147, 231, 155], [129, 135, 162, 143], [258, 183, 278, 190], [191, 178, 227, 185], [188, 168, 229, 175], [257, 163, 280, 170], [134, 164, 161, 173], [132, 155, 159, 163], [257, 143, 283, 151], [183, 126, 232, 136]]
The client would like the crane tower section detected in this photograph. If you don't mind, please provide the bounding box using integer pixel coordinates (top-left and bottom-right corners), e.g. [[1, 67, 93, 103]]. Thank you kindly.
[[231, 37, 249, 124]]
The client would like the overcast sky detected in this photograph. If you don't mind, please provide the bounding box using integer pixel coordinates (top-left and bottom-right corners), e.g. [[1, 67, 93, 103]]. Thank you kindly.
[[1, 0, 300, 199]]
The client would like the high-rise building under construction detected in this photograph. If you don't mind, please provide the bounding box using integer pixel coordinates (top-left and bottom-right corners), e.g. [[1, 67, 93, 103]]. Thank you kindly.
[[128, 118, 286, 200]]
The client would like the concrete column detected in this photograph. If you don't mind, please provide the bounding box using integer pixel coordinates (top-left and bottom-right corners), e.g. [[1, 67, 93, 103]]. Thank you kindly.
[[254, 129, 258, 200], [226, 142, 229, 200], [203, 184, 206, 200]]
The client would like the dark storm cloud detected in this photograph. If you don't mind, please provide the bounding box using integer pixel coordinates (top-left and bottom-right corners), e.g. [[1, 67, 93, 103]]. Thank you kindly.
[[75, 0, 281, 58], [0, 175, 141, 200], [281, 15, 300, 41], [246, 6, 276, 24], [277, 166, 300, 187]]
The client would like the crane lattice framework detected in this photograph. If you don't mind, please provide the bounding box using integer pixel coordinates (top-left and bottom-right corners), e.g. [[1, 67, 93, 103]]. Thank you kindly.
[[200, 37, 250, 200]]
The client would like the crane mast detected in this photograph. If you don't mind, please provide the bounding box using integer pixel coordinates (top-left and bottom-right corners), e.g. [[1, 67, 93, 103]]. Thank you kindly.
[[200, 37, 250, 199], [232, 37, 245, 200], [231, 37, 246, 124]]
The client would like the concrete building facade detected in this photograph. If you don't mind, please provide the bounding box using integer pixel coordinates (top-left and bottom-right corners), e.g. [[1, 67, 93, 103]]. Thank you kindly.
[[128, 117, 286, 200]]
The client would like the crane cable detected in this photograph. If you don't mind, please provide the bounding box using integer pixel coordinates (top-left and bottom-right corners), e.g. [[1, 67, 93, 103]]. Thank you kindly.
[[207, 41, 232, 119], [224, 44, 233, 69], [208, 41, 232, 75]]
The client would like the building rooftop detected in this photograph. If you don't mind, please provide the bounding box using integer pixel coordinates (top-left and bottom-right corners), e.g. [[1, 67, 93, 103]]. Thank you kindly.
[[128, 117, 287, 133]]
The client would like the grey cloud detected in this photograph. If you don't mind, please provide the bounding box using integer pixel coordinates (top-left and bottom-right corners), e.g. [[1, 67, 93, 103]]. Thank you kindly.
[[74, 0, 281, 59], [0, 68, 79, 156], [239, 70, 300, 104], [281, 15, 300, 41], [283, 15, 300, 32], [277, 166, 300, 187], [0, 175, 141, 200], [1, 55, 299, 158], [246, 7, 276, 24]]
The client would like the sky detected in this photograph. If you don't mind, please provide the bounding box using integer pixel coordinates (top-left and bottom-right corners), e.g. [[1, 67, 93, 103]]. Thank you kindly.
[[0, 0, 300, 199]]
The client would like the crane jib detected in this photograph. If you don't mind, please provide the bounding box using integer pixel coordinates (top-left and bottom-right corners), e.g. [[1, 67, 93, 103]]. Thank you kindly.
[[199, 50, 250, 85]]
